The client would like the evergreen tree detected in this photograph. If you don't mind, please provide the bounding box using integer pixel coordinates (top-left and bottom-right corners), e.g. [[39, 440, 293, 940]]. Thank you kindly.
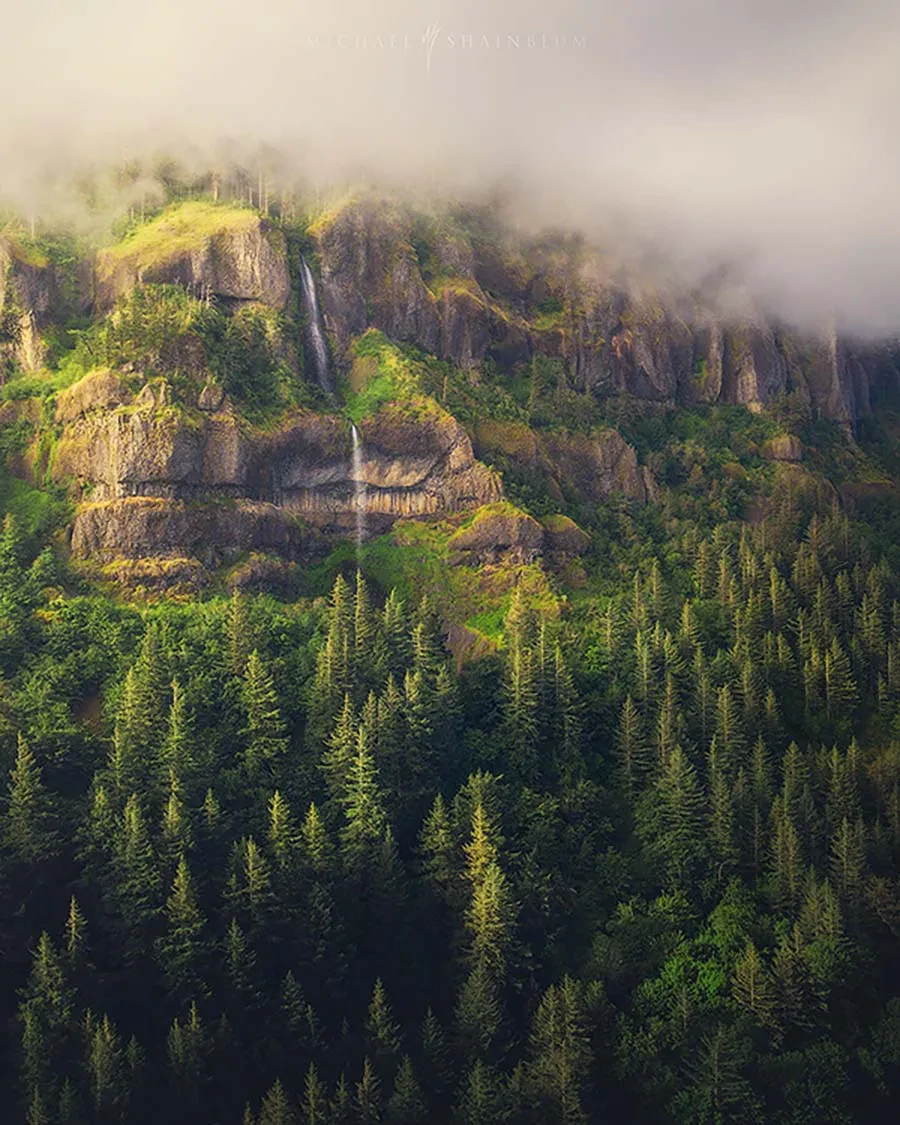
[[387, 1055, 425, 1124], [300, 1063, 328, 1125], [156, 854, 206, 1000], [228, 589, 253, 677], [242, 650, 289, 777], [355, 1058, 382, 1124], [339, 726, 387, 868], [526, 976, 590, 1124], [259, 1080, 296, 1125], [732, 942, 776, 1027], [455, 963, 502, 1061], [4, 733, 55, 865], [455, 1060, 509, 1125]]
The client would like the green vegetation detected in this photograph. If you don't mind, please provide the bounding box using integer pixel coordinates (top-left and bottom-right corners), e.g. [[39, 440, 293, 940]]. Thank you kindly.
[[58, 284, 309, 417], [343, 330, 426, 423], [2, 479, 900, 1122], [5, 178, 900, 1125], [100, 201, 257, 274]]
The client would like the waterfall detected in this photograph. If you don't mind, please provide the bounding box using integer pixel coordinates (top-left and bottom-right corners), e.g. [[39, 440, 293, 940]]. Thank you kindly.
[[298, 254, 332, 395], [350, 424, 367, 551]]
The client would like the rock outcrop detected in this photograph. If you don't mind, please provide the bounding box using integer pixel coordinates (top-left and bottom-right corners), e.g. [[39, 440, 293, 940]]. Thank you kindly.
[[445, 505, 591, 568], [306, 197, 900, 428], [50, 378, 502, 567], [71, 497, 313, 566], [448, 507, 545, 565], [311, 199, 529, 372], [0, 237, 55, 374], [473, 420, 649, 506], [95, 206, 291, 309]]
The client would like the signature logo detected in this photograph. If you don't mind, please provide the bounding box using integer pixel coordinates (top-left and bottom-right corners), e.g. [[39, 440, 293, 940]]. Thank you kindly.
[[422, 25, 442, 74]]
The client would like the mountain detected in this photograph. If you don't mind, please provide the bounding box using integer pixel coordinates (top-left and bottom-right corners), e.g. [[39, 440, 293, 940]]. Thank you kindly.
[[2, 191, 898, 608], [5, 184, 900, 1123]]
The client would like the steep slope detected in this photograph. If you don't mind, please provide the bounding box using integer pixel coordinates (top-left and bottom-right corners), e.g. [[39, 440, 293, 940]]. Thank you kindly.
[[309, 195, 900, 428]]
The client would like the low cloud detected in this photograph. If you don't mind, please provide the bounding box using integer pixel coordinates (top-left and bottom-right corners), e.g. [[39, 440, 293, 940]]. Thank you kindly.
[[2, 0, 898, 334]]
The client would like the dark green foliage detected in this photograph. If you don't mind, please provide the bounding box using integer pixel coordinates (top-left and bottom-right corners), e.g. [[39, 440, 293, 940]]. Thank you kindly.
[[3, 451, 900, 1124]]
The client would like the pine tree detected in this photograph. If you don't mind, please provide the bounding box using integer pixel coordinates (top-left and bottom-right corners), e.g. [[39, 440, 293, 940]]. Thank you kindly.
[[732, 942, 775, 1027], [268, 790, 297, 874], [300, 1063, 328, 1125], [464, 799, 499, 889], [466, 862, 515, 977], [366, 978, 402, 1073], [419, 793, 457, 904], [226, 836, 274, 934], [228, 589, 253, 677], [300, 802, 333, 875], [4, 733, 55, 865], [64, 896, 88, 969], [115, 793, 162, 958], [709, 741, 739, 879], [553, 643, 583, 780], [88, 1015, 127, 1121], [770, 795, 803, 913], [455, 962, 502, 1060], [456, 1060, 509, 1125], [421, 1007, 452, 1097], [259, 1080, 295, 1125], [355, 1058, 382, 1124], [502, 642, 539, 781], [160, 771, 191, 863], [656, 674, 683, 768], [162, 680, 194, 787], [354, 569, 374, 661], [526, 976, 589, 1124], [715, 684, 746, 774], [386, 1055, 425, 1123], [617, 695, 649, 793], [773, 924, 821, 1031], [166, 1002, 208, 1108], [321, 695, 357, 801], [830, 816, 867, 906], [647, 746, 705, 886], [157, 854, 206, 1000], [824, 637, 858, 725], [242, 650, 288, 777], [19, 933, 74, 1105], [339, 726, 387, 867]]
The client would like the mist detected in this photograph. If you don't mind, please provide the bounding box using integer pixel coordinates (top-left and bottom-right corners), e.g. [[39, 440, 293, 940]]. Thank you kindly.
[[2, 0, 899, 335]]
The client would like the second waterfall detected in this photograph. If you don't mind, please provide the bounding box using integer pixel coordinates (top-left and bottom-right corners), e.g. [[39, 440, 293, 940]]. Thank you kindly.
[[350, 424, 367, 553], [298, 254, 333, 395]]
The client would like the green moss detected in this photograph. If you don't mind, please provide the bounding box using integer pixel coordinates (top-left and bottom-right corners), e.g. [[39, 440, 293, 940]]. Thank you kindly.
[[540, 513, 578, 533], [343, 329, 426, 423], [101, 201, 257, 273]]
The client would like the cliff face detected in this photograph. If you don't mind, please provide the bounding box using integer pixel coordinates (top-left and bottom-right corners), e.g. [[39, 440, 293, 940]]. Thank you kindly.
[[473, 420, 650, 505], [50, 379, 502, 570], [0, 238, 55, 374], [96, 208, 291, 309], [310, 197, 899, 427]]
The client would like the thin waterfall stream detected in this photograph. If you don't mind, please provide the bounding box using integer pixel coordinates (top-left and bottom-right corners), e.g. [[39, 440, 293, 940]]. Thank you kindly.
[[298, 254, 332, 395], [350, 423, 367, 553]]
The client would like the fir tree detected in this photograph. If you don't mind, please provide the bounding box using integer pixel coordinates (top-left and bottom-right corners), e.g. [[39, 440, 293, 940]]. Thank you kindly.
[[242, 650, 289, 776], [4, 733, 55, 865]]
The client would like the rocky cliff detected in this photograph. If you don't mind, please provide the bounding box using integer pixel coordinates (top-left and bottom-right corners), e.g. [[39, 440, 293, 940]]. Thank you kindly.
[[4, 191, 898, 593], [309, 196, 899, 429], [50, 375, 501, 574], [95, 203, 291, 310], [0, 237, 55, 374]]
